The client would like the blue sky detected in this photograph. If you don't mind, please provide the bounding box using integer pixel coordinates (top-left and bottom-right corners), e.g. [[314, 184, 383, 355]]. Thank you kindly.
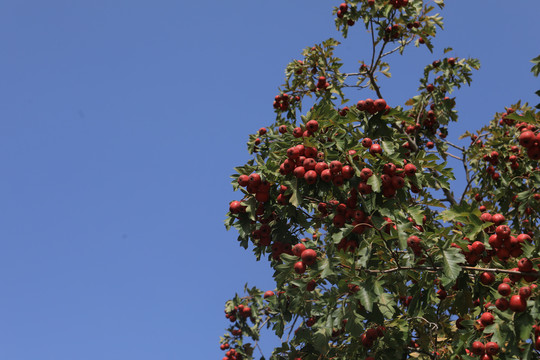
[[0, 1, 538, 359]]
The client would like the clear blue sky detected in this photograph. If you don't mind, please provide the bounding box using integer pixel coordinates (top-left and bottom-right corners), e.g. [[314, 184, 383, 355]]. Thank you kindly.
[[0, 1, 538, 359]]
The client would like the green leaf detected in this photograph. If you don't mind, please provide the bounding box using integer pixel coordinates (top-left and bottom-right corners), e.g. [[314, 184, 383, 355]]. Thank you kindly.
[[408, 206, 424, 225], [531, 54, 540, 77], [381, 140, 396, 156], [359, 286, 373, 312], [378, 292, 396, 318], [367, 175, 381, 193], [312, 328, 330, 353], [439, 247, 464, 283], [397, 222, 414, 249], [514, 311, 534, 340], [505, 110, 537, 124], [438, 203, 475, 223], [289, 178, 301, 207]]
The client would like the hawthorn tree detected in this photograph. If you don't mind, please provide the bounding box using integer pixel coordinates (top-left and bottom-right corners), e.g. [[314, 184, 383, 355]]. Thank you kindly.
[[221, 1, 540, 359]]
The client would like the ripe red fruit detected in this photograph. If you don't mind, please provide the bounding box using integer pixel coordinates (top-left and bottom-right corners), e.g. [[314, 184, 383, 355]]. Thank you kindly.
[[306, 120, 319, 133], [471, 241, 485, 255], [321, 169, 332, 182], [292, 243, 306, 257], [301, 249, 317, 266], [293, 166, 306, 179], [249, 173, 262, 187], [404, 163, 417, 176], [436, 289, 447, 299], [471, 341, 485, 355], [304, 170, 318, 184], [342, 165, 354, 179], [294, 261, 306, 274], [259, 127, 267, 135], [480, 272, 495, 285], [407, 235, 421, 248], [495, 297, 509, 311], [516, 233, 532, 243], [370, 143, 382, 155], [497, 282, 511, 296], [426, 84, 435, 92], [238, 174, 250, 187], [495, 225, 511, 240], [480, 213, 493, 222], [509, 295, 527, 312], [330, 160, 343, 173], [314, 162, 328, 175], [517, 257, 534, 272], [279, 124, 288, 134], [519, 130, 535, 147], [374, 98, 387, 112], [362, 138, 373, 148], [519, 286, 532, 299], [426, 141, 434, 149], [480, 312, 494, 326], [491, 213, 505, 224], [263, 290, 275, 299], [229, 200, 246, 214]]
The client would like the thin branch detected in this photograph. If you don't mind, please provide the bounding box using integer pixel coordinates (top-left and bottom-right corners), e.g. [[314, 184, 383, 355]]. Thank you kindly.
[[442, 139, 465, 152], [444, 152, 462, 161], [381, 37, 414, 57], [286, 315, 299, 342]]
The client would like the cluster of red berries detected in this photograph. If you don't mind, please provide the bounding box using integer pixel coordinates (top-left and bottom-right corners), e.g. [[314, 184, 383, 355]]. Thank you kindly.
[[315, 76, 330, 92], [534, 325, 540, 350], [237, 173, 272, 203], [481, 150, 505, 179], [360, 326, 386, 348], [389, 0, 409, 9], [291, 243, 318, 274], [318, 191, 371, 233], [219, 346, 243, 360], [498, 107, 516, 126], [467, 340, 499, 359], [273, 93, 300, 111], [356, 98, 388, 115], [336, 3, 355, 26], [224, 304, 252, 323], [406, 235, 425, 257], [406, 21, 420, 30], [384, 24, 403, 41], [379, 160, 417, 198], [518, 127, 540, 160], [493, 279, 537, 313], [288, 119, 320, 139], [460, 211, 536, 264]]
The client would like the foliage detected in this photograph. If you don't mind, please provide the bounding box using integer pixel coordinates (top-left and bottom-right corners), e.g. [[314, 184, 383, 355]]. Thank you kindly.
[[221, 1, 540, 359]]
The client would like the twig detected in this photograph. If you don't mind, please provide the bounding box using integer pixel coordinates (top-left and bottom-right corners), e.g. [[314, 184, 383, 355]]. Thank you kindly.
[[444, 152, 462, 161], [381, 37, 414, 57], [442, 139, 465, 152]]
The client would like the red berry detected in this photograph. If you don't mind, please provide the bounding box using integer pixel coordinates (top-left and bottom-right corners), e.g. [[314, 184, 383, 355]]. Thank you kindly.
[[497, 282, 511, 296], [294, 261, 306, 274], [301, 249, 317, 266], [509, 295, 527, 312], [480, 272, 495, 285], [471, 341, 485, 355], [480, 312, 494, 326], [370, 144, 382, 155]]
